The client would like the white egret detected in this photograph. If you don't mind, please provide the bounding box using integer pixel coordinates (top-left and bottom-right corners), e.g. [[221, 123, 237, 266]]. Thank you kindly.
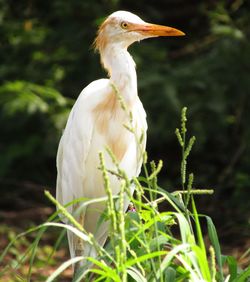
[[56, 10, 184, 266]]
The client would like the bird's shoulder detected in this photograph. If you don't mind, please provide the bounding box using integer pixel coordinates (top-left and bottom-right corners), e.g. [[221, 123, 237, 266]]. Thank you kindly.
[[78, 78, 111, 101], [67, 78, 113, 118]]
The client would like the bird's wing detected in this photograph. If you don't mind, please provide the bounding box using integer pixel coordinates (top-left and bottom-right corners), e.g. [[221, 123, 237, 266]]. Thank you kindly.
[[56, 78, 111, 218]]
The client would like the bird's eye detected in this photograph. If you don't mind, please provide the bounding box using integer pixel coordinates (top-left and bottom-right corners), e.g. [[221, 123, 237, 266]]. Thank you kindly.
[[121, 21, 128, 29]]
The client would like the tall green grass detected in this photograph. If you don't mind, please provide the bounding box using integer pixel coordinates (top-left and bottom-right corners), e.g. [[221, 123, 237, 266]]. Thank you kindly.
[[1, 107, 249, 282]]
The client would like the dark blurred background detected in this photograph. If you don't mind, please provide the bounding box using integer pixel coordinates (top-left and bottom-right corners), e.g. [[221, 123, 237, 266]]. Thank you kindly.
[[0, 0, 249, 256]]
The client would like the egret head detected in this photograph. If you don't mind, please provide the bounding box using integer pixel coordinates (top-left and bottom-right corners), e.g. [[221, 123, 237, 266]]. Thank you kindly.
[[94, 11, 185, 52]]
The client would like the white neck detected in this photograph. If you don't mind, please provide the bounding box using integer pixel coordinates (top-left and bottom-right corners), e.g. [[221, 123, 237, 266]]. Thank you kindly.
[[100, 46, 138, 104]]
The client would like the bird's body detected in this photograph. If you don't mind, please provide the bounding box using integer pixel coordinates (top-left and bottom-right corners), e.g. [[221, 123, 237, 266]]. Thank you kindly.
[[56, 77, 146, 258], [56, 10, 184, 266]]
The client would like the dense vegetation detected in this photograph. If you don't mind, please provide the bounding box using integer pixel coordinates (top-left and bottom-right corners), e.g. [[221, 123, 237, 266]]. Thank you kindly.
[[1, 108, 249, 281], [0, 0, 249, 280]]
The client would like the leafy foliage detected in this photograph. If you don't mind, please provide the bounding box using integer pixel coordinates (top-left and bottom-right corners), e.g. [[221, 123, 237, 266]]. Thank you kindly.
[[0, 80, 72, 182]]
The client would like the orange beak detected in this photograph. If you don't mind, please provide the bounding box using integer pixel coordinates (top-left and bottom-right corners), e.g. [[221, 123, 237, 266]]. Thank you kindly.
[[129, 22, 185, 37]]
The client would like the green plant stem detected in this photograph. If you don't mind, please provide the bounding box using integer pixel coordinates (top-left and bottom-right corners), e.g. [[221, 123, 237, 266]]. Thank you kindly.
[[44, 190, 84, 232]]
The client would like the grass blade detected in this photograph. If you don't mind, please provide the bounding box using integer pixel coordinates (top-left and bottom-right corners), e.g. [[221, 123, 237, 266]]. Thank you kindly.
[[206, 216, 224, 281], [127, 267, 147, 282], [46, 256, 84, 282]]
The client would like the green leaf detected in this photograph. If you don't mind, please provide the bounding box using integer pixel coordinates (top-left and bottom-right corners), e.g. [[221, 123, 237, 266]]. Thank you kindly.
[[126, 251, 167, 268], [46, 256, 84, 282], [206, 216, 224, 281], [164, 267, 176, 282], [226, 256, 238, 281], [234, 266, 250, 282], [127, 267, 147, 282]]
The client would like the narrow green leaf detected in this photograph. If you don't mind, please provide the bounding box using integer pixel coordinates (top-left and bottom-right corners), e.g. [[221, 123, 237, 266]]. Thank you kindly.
[[43, 222, 90, 242], [206, 216, 224, 281], [46, 256, 84, 282], [191, 197, 206, 254], [234, 266, 250, 282], [126, 251, 167, 268], [127, 267, 147, 282], [226, 256, 238, 281]]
